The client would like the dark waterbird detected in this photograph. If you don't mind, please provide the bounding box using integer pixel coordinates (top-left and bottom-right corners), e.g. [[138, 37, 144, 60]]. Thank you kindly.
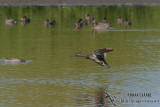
[[85, 13, 95, 24], [75, 18, 88, 29], [124, 19, 132, 28], [44, 19, 56, 26], [73, 48, 113, 69], [20, 16, 31, 24], [75, 19, 83, 29]]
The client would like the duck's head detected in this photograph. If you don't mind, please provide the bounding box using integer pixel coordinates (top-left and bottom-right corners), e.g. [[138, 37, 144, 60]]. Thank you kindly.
[[85, 13, 89, 17], [46, 19, 49, 22], [78, 19, 83, 23], [106, 48, 113, 52], [125, 19, 129, 22], [103, 17, 107, 20]]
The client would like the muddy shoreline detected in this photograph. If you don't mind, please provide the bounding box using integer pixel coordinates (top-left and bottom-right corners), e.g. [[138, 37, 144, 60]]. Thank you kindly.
[[0, 0, 160, 6]]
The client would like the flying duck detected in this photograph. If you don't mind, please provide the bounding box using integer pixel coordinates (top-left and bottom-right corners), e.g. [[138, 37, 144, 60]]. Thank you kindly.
[[73, 48, 113, 69]]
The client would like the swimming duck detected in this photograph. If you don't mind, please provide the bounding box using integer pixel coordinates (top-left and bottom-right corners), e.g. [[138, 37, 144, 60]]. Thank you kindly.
[[124, 20, 132, 28], [75, 19, 88, 29], [93, 20, 110, 30], [5, 18, 18, 24], [75, 19, 83, 29], [101, 17, 108, 23], [73, 48, 113, 69], [44, 19, 56, 26], [85, 13, 95, 24], [4, 58, 26, 63], [116, 17, 123, 26], [20, 16, 30, 24]]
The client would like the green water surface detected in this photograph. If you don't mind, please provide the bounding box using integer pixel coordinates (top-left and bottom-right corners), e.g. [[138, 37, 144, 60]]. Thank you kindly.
[[0, 5, 160, 107]]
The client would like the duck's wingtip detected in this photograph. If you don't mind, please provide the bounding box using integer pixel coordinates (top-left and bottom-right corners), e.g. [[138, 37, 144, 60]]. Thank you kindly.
[[104, 66, 110, 69]]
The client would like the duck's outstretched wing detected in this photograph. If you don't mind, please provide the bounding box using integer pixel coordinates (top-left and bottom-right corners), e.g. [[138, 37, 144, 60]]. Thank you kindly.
[[93, 48, 113, 69], [73, 48, 113, 69], [100, 58, 110, 69], [93, 48, 113, 59]]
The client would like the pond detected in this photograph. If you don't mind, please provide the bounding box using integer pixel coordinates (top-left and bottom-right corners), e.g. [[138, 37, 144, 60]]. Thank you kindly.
[[0, 5, 160, 107]]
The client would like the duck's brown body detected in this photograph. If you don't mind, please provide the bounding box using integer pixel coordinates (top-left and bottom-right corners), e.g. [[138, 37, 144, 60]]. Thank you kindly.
[[4, 58, 26, 63], [75, 19, 88, 29], [117, 17, 123, 26], [93, 20, 110, 30], [44, 19, 56, 26], [124, 20, 132, 28], [101, 17, 108, 23], [20, 16, 30, 24], [85, 13, 95, 24], [73, 48, 113, 69], [5, 18, 18, 24]]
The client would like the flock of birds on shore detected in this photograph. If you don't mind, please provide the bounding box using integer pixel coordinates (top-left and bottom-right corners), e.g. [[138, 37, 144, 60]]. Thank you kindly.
[[3, 13, 132, 68]]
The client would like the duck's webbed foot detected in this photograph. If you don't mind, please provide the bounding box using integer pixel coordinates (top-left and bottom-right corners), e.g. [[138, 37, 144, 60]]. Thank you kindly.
[[101, 61, 110, 69]]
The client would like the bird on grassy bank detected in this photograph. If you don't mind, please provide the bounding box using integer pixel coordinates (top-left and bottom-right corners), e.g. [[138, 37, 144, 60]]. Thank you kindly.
[[20, 16, 31, 24], [73, 48, 113, 69], [3, 58, 26, 63], [44, 19, 56, 26]]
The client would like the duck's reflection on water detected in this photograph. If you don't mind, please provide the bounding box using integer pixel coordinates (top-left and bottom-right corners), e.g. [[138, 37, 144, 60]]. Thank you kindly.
[[74, 87, 114, 107]]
